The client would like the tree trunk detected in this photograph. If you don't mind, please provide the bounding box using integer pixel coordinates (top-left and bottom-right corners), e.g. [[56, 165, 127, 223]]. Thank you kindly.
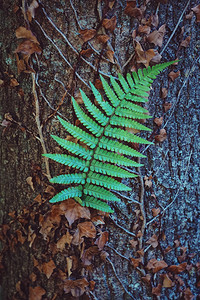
[[0, 0, 199, 299]]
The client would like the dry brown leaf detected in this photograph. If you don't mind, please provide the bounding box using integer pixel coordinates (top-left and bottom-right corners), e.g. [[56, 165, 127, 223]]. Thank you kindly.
[[72, 221, 96, 245], [15, 40, 42, 55], [184, 288, 194, 300], [162, 273, 173, 288], [29, 286, 46, 300], [180, 36, 191, 48], [56, 232, 73, 250], [106, 50, 115, 63], [59, 199, 90, 226], [163, 102, 172, 112], [141, 274, 151, 284], [26, 176, 34, 191], [185, 11, 194, 20], [64, 278, 89, 297], [147, 259, 168, 273], [130, 257, 142, 268], [147, 24, 166, 47], [168, 262, 187, 274], [129, 239, 138, 248], [144, 175, 152, 188], [192, 4, 200, 22], [94, 231, 109, 250], [135, 42, 156, 67], [124, 2, 142, 18], [66, 257, 73, 278], [80, 48, 94, 57], [168, 70, 180, 81], [151, 14, 159, 27], [154, 117, 163, 127], [91, 215, 105, 226], [150, 50, 162, 64], [81, 246, 99, 265], [152, 283, 162, 296], [146, 234, 158, 248], [16, 230, 26, 244], [102, 16, 117, 32], [152, 208, 161, 217], [27, 0, 39, 21], [97, 34, 110, 43], [154, 128, 167, 143], [41, 260, 56, 279], [161, 87, 168, 98], [79, 29, 96, 42], [138, 25, 151, 34], [16, 27, 39, 44], [10, 78, 19, 87]]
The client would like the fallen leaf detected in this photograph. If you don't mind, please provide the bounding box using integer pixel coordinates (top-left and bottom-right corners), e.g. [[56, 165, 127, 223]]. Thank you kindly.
[[66, 257, 73, 278], [60, 199, 91, 226], [192, 4, 200, 22], [141, 274, 151, 284], [41, 260, 56, 279], [185, 11, 194, 20], [29, 272, 37, 282], [163, 102, 172, 112], [168, 70, 180, 81], [26, 177, 34, 191], [150, 50, 162, 64], [102, 16, 117, 32], [154, 117, 163, 127], [180, 36, 191, 47], [97, 34, 110, 43], [147, 259, 168, 273], [161, 87, 168, 98], [79, 29, 96, 42], [10, 78, 19, 87], [152, 283, 162, 296], [162, 273, 173, 288], [130, 257, 142, 268], [178, 246, 187, 263], [72, 221, 96, 245], [106, 50, 115, 63], [16, 27, 39, 44], [27, 0, 39, 21], [144, 176, 152, 188], [95, 231, 109, 250], [152, 208, 161, 217], [81, 246, 100, 265], [16, 230, 26, 244], [91, 215, 105, 226], [29, 286, 46, 300], [154, 128, 167, 143], [147, 24, 166, 47], [150, 14, 159, 27], [146, 234, 158, 248], [168, 262, 187, 274], [138, 25, 151, 34], [174, 239, 180, 248], [56, 231, 73, 250], [184, 288, 194, 300], [80, 48, 94, 57], [124, 2, 142, 18], [89, 280, 96, 290], [129, 239, 138, 248], [64, 278, 89, 297]]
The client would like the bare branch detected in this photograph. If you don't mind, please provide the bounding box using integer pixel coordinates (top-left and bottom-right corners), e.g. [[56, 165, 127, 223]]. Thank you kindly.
[[109, 216, 136, 237]]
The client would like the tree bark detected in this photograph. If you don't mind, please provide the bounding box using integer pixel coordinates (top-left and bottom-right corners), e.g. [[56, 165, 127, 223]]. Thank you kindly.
[[0, 0, 199, 299]]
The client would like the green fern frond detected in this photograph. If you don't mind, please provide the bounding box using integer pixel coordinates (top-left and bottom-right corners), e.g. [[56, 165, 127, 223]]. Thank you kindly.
[[45, 60, 176, 212]]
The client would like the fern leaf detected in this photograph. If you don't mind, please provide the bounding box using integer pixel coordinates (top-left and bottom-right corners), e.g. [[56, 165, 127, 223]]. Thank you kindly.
[[115, 108, 152, 120], [104, 126, 153, 144], [100, 75, 120, 107], [94, 147, 143, 167], [110, 76, 124, 98], [80, 89, 109, 126], [49, 186, 82, 203], [90, 160, 138, 178], [50, 173, 86, 184], [87, 172, 131, 191], [118, 73, 130, 93], [125, 93, 148, 102], [110, 115, 152, 130], [89, 82, 114, 116], [82, 196, 114, 213], [84, 183, 120, 202], [43, 153, 89, 171], [72, 97, 103, 137], [99, 137, 146, 157], [51, 135, 92, 159], [57, 116, 98, 148], [120, 100, 148, 113]]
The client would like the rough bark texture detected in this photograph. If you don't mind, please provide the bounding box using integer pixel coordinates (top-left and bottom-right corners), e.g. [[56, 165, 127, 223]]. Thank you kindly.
[[0, 0, 199, 299]]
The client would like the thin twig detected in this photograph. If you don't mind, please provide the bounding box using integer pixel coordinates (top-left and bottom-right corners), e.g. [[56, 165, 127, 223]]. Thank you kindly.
[[89, 291, 100, 300], [122, 53, 134, 71], [34, 19, 91, 89], [109, 216, 136, 237], [31, 73, 51, 180], [106, 244, 130, 261], [106, 257, 136, 299], [160, 0, 191, 56], [113, 191, 140, 205], [137, 158, 146, 250]]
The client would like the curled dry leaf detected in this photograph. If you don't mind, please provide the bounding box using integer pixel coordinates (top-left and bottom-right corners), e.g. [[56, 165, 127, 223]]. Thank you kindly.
[[26, 176, 35, 191], [79, 29, 96, 42], [81, 246, 99, 265], [15, 40, 42, 55], [162, 273, 173, 288], [56, 231, 73, 250], [29, 286, 46, 300], [180, 36, 191, 48], [144, 175, 152, 188], [80, 48, 94, 58], [106, 50, 115, 63], [167, 262, 187, 274], [130, 257, 142, 268], [150, 50, 162, 64], [95, 231, 109, 250], [147, 258, 168, 273], [16, 27, 39, 44], [97, 34, 110, 43], [102, 16, 117, 32], [168, 70, 180, 81], [147, 24, 166, 47], [152, 283, 162, 296], [154, 128, 167, 143], [60, 199, 91, 226], [161, 87, 168, 98], [146, 234, 158, 248], [72, 221, 96, 245], [64, 278, 89, 297], [163, 102, 172, 112], [41, 260, 56, 279], [154, 117, 163, 127], [192, 4, 200, 22]]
